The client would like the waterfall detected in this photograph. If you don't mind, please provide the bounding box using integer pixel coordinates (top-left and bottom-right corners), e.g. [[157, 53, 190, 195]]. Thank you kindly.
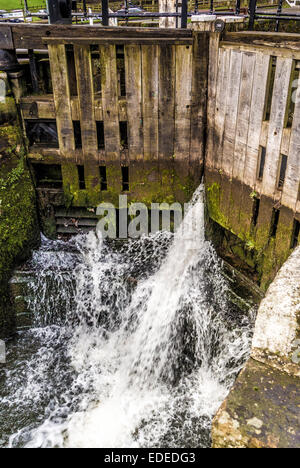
[[2, 186, 255, 448]]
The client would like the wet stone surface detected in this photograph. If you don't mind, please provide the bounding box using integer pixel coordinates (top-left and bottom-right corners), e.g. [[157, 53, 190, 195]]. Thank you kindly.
[[212, 358, 300, 448]]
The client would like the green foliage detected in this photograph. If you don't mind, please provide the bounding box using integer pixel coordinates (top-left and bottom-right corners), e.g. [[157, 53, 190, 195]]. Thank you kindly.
[[0, 157, 24, 190], [1, 0, 46, 11]]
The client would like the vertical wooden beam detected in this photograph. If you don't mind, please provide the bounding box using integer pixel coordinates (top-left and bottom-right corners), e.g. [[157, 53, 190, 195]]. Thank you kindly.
[[100, 44, 120, 161], [158, 44, 175, 160], [217, 49, 242, 228], [229, 52, 256, 235], [74, 45, 98, 163], [206, 32, 221, 169], [190, 32, 209, 176], [233, 52, 256, 182], [142, 45, 159, 161], [262, 58, 293, 198], [282, 82, 300, 212], [244, 53, 270, 189], [213, 47, 231, 171], [124, 44, 143, 161], [221, 49, 243, 177], [159, 0, 177, 28], [174, 44, 192, 162], [28, 49, 40, 93], [48, 44, 75, 157], [239, 52, 270, 239]]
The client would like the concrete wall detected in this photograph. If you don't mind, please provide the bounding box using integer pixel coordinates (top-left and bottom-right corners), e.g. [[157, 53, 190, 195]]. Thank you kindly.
[[212, 246, 300, 448]]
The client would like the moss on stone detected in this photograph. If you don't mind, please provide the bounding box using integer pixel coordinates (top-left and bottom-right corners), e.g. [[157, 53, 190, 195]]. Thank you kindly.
[[208, 181, 229, 231], [0, 97, 17, 125], [206, 177, 297, 291], [212, 358, 300, 448], [0, 122, 39, 338], [58, 160, 196, 212]]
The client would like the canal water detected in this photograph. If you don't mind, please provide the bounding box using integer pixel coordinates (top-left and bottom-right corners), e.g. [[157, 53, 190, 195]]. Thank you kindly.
[[0, 187, 257, 448]]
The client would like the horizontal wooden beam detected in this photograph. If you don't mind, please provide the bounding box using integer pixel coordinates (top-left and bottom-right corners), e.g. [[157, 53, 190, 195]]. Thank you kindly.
[[220, 41, 300, 60], [223, 31, 300, 51], [43, 37, 193, 45], [0, 24, 193, 49], [21, 96, 128, 122]]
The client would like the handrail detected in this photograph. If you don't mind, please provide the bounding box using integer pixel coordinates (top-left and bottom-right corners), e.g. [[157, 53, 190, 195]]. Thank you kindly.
[[2, 0, 300, 31]]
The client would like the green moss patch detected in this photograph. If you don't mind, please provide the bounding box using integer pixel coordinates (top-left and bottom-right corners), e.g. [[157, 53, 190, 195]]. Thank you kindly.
[[0, 126, 39, 338]]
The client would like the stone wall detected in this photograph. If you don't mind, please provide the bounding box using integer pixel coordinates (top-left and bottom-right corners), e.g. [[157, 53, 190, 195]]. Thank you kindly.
[[212, 246, 300, 448], [0, 74, 40, 338]]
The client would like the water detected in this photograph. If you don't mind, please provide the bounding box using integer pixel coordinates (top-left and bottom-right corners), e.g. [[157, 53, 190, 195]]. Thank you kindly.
[[0, 187, 256, 448]]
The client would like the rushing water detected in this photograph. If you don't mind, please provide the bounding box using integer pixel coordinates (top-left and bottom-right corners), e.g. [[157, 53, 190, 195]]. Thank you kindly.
[[0, 187, 256, 448]]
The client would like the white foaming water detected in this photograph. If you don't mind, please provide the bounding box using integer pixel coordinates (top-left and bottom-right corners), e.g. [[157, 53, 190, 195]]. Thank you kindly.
[[5, 186, 255, 448]]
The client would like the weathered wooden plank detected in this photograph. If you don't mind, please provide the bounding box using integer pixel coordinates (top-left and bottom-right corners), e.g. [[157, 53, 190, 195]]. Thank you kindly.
[[44, 37, 194, 46], [142, 45, 159, 161], [70, 97, 80, 121], [158, 44, 175, 160], [190, 32, 209, 172], [48, 44, 75, 157], [259, 121, 269, 147], [281, 82, 300, 211], [218, 49, 243, 230], [262, 57, 293, 198], [118, 99, 127, 126], [158, 0, 176, 29], [227, 52, 256, 234], [124, 44, 143, 161], [69, 96, 125, 130], [20, 97, 56, 119], [94, 98, 104, 121], [223, 31, 300, 49], [221, 49, 243, 177], [232, 52, 256, 182], [220, 42, 300, 61], [241, 52, 269, 238], [12, 24, 193, 37], [208, 47, 232, 230], [174, 44, 192, 162], [213, 47, 231, 171], [243, 53, 270, 189], [206, 32, 221, 168], [74, 45, 98, 163], [280, 128, 291, 157], [100, 44, 120, 161], [228, 52, 257, 236], [5, 24, 192, 49]]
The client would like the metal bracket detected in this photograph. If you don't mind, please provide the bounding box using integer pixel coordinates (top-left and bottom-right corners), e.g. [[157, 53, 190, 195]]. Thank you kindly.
[[214, 19, 225, 33]]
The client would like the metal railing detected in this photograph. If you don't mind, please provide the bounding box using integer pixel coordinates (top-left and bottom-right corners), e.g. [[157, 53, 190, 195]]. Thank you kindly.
[[249, 0, 300, 30], [1, 0, 245, 28], [2, 0, 300, 31]]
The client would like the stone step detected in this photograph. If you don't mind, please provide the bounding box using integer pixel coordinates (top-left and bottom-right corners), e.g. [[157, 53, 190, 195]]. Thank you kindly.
[[56, 218, 98, 227], [56, 225, 95, 234], [55, 207, 98, 219]]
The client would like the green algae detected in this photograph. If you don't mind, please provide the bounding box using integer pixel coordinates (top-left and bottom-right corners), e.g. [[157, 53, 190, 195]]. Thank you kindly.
[[0, 116, 39, 337]]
